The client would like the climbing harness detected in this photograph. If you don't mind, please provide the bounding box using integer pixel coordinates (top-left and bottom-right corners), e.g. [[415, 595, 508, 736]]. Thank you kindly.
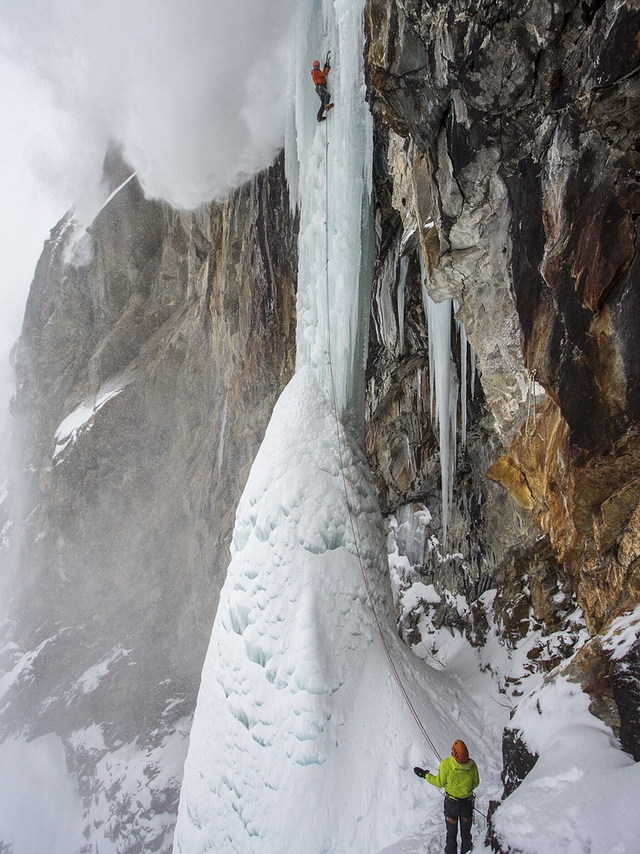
[[320, 113, 487, 823]]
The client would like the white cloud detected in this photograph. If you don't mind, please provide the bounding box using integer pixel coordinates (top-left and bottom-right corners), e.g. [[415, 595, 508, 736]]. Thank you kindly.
[[0, 0, 298, 210], [0, 0, 299, 441], [0, 53, 70, 435]]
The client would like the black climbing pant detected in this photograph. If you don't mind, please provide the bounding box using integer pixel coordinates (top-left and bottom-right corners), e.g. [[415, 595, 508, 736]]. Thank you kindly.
[[315, 84, 331, 121], [444, 794, 474, 854]]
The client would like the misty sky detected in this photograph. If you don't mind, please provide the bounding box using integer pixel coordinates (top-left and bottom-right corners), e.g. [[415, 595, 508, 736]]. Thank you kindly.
[[0, 0, 298, 432]]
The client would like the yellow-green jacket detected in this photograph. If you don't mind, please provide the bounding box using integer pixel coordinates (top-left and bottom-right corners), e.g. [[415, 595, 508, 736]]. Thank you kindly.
[[425, 756, 479, 799]]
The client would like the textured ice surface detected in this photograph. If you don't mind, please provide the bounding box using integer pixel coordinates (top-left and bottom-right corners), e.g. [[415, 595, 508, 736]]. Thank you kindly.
[[173, 369, 492, 853], [286, 0, 372, 420]]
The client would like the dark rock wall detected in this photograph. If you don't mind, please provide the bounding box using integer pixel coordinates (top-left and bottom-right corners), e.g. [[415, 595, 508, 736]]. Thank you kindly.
[[366, 121, 529, 601]]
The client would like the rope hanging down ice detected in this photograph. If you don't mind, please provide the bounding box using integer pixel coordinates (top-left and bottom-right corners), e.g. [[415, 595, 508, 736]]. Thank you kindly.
[[321, 116, 442, 765]]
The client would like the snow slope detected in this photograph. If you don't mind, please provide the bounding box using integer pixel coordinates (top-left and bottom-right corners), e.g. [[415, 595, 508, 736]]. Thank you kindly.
[[488, 675, 640, 854], [173, 368, 498, 853], [53, 371, 134, 460]]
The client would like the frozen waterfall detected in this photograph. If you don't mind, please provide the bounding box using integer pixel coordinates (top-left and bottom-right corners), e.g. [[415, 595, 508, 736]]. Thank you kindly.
[[284, 0, 373, 425]]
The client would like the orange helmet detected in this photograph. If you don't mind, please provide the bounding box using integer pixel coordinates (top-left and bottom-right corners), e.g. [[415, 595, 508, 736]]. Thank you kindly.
[[313, 60, 320, 68], [451, 740, 469, 763]]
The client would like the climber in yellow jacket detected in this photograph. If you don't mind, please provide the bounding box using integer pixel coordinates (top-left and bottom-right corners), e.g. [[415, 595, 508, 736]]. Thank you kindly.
[[414, 739, 479, 854]]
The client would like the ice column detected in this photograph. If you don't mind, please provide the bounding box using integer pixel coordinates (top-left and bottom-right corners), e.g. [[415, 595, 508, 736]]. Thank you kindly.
[[284, 0, 373, 425], [421, 263, 458, 542], [397, 255, 408, 355]]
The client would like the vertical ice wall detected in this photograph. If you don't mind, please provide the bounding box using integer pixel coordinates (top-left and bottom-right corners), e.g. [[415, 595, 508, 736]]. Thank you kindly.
[[285, 0, 373, 424]]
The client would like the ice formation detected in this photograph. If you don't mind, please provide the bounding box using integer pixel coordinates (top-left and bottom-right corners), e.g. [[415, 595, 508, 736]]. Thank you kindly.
[[454, 301, 469, 447], [419, 286, 474, 540], [421, 277, 457, 541], [284, 0, 373, 423]]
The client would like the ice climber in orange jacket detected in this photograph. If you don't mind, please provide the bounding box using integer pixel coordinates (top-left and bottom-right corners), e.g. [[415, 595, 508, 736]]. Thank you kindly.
[[311, 58, 333, 123]]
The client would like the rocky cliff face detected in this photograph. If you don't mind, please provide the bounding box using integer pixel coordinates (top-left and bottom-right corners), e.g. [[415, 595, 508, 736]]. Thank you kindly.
[[364, 0, 640, 811], [1, 150, 296, 851]]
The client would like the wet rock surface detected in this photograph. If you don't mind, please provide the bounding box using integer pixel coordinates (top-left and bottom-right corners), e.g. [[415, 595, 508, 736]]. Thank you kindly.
[[365, 0, 640, 615]]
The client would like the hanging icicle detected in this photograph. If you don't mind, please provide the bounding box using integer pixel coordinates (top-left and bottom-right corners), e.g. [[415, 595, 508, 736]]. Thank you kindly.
[[420, 257, 457, 542], [397, 255, 408, 355], [470, 347, 477, 401], [453, 300, 468, 448]]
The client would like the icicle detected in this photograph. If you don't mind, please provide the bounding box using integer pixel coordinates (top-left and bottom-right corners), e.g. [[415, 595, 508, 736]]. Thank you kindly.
[[470, 347, 477, 400], [373, 241, 400, 352], [397, 255, 408, 355], [460, 323, 467, 446], [421, 265, 456, 542], [453, 301, 468, 448], [419, 253, 436, 423], [449, 364, 459, 520]]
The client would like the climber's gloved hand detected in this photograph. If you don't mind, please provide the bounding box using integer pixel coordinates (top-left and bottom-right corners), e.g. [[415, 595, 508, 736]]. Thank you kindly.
[[413, 767, 426, 778]]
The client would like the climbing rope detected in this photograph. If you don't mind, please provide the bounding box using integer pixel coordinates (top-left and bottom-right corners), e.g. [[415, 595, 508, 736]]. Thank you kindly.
[[525, 368, 538, 439], [320, 114, 488, 824], [321, 113, 443, 766]]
